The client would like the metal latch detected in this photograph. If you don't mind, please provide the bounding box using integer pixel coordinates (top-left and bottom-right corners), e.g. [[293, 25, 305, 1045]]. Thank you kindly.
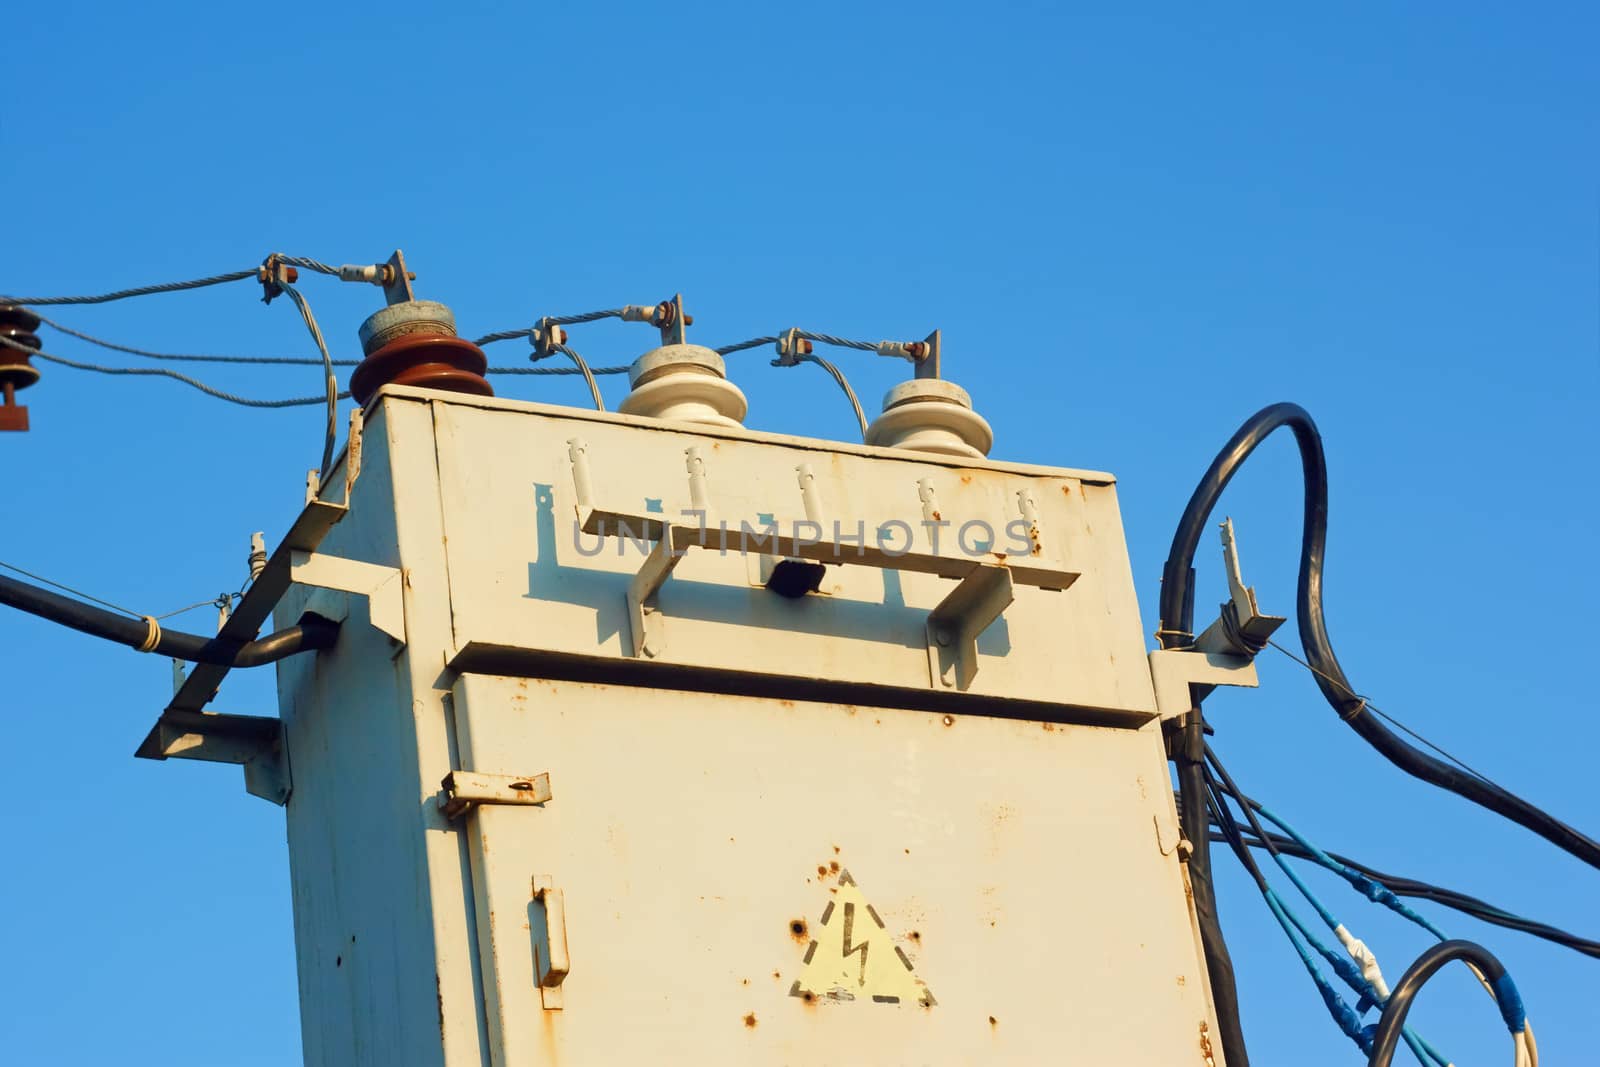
[[437, 771, 552, 819], [532, 875, 570, 1009]]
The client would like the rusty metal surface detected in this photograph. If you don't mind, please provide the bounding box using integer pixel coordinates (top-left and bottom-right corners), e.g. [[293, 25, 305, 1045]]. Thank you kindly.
[[450, 674, 1218, 1064]]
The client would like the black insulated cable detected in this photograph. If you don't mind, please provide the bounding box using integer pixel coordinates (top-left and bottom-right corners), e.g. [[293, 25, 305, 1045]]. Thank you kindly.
[[0, 571, 338, 666], [1160, 403, 1600, 870], [1366, 940, 1518, 1067], [1207, 828, 1600, 960]]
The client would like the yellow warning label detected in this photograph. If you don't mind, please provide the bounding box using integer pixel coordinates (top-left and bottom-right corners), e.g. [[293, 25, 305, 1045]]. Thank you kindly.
[[791, 871, 934, 1007]]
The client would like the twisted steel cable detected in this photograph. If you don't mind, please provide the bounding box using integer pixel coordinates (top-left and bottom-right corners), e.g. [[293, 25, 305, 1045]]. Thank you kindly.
[[3, 335, 345, 408]]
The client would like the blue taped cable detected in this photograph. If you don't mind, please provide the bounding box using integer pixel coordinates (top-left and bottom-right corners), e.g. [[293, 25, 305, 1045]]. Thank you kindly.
[[1254, 801, 1450, 941], [1490, 972, 1527, 1034]]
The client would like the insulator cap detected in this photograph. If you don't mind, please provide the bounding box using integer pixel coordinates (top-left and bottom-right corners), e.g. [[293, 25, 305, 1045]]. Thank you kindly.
[[350, 300, 492, 406], [865, 379, 993, 459], [618, 344, 747, 428]]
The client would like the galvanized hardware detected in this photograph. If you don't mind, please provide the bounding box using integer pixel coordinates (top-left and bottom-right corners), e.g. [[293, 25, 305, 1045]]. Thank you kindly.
[[528, 318, 567, 358], [927, 564, 1014, 689], [350, 259, 491, 405], [531, 875, 570, 1009], [873, 328, 941, 379], [1149, 520, 1285, 720], [620, 293, 693, 344], [866, 377, 994, 458], [135, 708, 290, 804], [135, 491, 351, 781], [248, 531, 268, 581], [290, 549, 404, 644], [1193, 518, 1286, 658], [771, 328, 814, 366], [336, 251, 417, 299], [438, 770, 552, 819], [0, 304, 41, 432], [256, 254, 298, 304]]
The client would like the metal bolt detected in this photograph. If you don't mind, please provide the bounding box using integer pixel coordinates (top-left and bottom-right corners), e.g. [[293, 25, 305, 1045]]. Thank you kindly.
[[934, 626, 952, 647]]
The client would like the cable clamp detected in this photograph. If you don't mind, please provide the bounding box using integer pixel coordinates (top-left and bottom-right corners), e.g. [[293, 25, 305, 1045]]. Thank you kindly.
[[529, 318, 567, 360], [135, 615, 162, 653], [771, 328, 813, 367], [257, 254, 299, 305]]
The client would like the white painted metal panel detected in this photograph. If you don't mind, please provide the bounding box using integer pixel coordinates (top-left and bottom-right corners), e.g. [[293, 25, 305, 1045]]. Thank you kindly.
[[429, 399, 1156, 714], [451, 674, 1217, 1065]]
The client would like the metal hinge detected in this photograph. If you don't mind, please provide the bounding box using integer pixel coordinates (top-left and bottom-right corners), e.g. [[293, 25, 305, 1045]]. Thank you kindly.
[[437, 771, 552, 819]]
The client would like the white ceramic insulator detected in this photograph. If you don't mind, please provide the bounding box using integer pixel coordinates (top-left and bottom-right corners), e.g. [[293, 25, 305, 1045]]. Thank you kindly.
[[865, 379, 993, 459], [618, 344, 747, 429]]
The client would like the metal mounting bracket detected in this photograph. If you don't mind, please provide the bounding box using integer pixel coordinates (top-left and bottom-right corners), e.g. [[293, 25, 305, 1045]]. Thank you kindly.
[[134, 709, 291, 805], [627, 525, 695, 658], [1194, 517, 1286, 657], [926, 564, 1014, 690], [290, 551, 405, 644], [1148, 648, 1262, 722], [438, 770, 552, 819]]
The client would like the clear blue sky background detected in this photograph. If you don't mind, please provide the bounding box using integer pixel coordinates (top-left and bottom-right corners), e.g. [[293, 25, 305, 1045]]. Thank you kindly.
[[3, 4, 1595, 1064]]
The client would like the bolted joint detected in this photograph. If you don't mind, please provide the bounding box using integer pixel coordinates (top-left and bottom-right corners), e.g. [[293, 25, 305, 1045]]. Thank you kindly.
[[771, 328, 814, 367], [529, 320, 568, 359], [257, 257, 298, 305]]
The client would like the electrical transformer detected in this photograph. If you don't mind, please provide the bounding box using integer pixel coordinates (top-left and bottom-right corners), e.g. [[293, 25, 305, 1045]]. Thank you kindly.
[[138, 307, 1231, 1064]]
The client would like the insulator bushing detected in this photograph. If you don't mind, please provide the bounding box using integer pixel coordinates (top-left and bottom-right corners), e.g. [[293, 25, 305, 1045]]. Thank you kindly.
[[0, 305, 42, 391], [0, 305, 41, 432], [349, 299, 492, 407], [618, 344, 747, 428], [864, 379, 993, 459]]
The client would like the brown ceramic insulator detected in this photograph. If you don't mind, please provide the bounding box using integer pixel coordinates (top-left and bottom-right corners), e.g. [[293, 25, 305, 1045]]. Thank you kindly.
[[348, 331, 493, 406], [0, 305, 42, 391]]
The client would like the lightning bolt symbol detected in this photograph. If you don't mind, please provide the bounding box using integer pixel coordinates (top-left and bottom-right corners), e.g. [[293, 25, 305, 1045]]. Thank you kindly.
[[841, 902, 870, 986]]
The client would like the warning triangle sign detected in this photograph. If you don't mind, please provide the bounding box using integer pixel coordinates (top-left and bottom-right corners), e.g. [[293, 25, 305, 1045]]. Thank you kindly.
[[791, 870, 935, 1007]]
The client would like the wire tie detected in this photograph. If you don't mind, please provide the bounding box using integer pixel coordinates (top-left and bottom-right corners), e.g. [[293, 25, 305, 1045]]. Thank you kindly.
[[136, 615, 162, 653], [1340, 698, 1368, 722]]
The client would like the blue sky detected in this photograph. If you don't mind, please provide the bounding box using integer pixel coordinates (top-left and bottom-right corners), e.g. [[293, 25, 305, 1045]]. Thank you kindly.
[[3, 4, 1596, 1063]]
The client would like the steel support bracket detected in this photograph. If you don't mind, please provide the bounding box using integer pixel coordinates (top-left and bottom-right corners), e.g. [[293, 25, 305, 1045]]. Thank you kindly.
[[626, 525, 696, 659], [1148, 648, 1261, 722], [290, 550, 404, 644], [926, 564, 1014, 690], [135, 709, 291, 805], [438, 770, 552, 819], [1193, 517, 1286, 658]]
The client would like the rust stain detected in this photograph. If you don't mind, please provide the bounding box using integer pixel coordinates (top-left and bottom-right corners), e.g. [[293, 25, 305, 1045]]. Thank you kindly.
[[741, 978, 750, 986], [1041, 722, 1056, 732], [817, 865, 828, 877], [1177, 975, 1187, 987], [942, 715, 954, 727], [789, 919, 809, 942], [832, 845, 841, 855], [1199, 1021, 1216, 1066], [931, 509, 942, 521], [773, 971, 781, 980], [743, 1012, 757, 1028], [829, 860, 840, 874], [988, 1015, 998, 1027], [436, 972, 445, 1033], [908, 930, 921, 942], [960, 475, 972, 484]]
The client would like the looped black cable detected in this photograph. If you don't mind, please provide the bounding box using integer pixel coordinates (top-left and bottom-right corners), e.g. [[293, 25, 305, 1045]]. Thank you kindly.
[[1162, 402, 1600, 869]]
